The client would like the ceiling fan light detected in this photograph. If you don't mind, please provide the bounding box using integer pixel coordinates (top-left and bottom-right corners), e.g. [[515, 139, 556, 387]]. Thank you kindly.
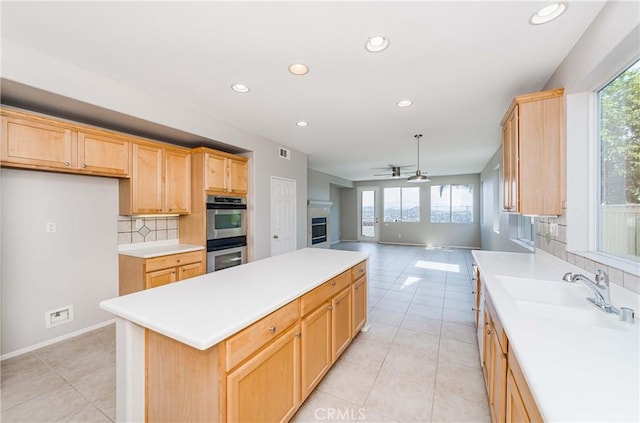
[[407, 170, 430, 183]]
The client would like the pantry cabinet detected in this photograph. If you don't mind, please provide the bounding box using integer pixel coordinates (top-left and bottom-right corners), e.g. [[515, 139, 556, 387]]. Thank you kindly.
[[118, 249, 205, 295], [1, 108, 129, 177], [501, 88, 564, 215], [119, 141, 191, 215]]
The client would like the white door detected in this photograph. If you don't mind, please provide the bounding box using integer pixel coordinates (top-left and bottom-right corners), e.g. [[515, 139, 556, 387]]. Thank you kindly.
[[271, 176, 297, 256], [357, 186, 379, 242]]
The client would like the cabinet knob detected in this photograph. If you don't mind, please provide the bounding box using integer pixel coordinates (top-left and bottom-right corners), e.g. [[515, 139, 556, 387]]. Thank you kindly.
[[335, 300, 341, 305], [172, 271, 176, 274], [268, 326, 276, 334], [177, 259, 181, 263], [355, 286, 360, 290], [487, 329, 491, 335], [472, 307, 477, 311], [327, 305, 333, 310], [331, 281, 336, 286], [82, 163, 87, 168], [64, 162, 71, 166], [294, 332, 301, 337], [273, 235, 279, 239]]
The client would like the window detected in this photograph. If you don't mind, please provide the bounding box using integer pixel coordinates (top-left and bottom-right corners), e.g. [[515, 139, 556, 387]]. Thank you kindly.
[[430, 184, 474, 223], [383, 187, 420, 222], [517, 215, 534, 246], [597, 59, 640, 261]]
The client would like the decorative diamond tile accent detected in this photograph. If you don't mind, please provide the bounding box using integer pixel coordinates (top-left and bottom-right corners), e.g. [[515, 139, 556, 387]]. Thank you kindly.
[[138, 225, 151, 237]]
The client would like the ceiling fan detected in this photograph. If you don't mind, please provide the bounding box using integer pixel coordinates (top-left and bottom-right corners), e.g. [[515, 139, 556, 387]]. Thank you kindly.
[[371, 164, 413, 178]]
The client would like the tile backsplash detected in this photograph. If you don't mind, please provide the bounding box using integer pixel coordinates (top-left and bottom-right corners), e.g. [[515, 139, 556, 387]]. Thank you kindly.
[[118, 216, 179, 245], [536, 210, 639, 294]]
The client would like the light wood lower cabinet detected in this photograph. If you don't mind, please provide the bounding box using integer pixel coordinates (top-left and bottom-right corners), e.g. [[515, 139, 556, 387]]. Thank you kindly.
[[227, 324, 301, 423], [301, 301, 332, 399], [482, 296, 542, 423], [119, 250, 205, 295], [331, 286, 352, 362], [352, 275, 367, 334]]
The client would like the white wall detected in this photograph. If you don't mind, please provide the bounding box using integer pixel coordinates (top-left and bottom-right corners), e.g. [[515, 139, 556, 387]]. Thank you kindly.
[[479, 149, 532, 253], [307, 169, 353, 244], [1, 39, 309, 260], [1, 169, 118, 355], [329, 184, 341, 243]]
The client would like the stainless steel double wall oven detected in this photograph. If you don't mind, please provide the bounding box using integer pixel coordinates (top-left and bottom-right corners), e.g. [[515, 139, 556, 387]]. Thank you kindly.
[[206, 195, 247, 272]]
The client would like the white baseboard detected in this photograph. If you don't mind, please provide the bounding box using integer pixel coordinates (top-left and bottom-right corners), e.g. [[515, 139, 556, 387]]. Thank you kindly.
[[1, 319, 116, 361]]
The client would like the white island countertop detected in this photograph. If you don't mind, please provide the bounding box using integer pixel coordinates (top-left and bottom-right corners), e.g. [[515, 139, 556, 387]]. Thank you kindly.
[[473, 250, 639, 422], [101, 248, 368, 350]]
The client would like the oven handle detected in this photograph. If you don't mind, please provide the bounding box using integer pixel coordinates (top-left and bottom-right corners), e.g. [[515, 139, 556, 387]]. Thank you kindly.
[[207, 203, 247, 210]]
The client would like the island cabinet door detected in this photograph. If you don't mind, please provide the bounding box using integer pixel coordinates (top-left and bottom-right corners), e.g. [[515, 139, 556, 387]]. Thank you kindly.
[[506, 370, 529, 423], [301, 302, 332, 400], [352, 276, 367, 335], [331, 286, 352, 363], [226, 324, 301, 423]]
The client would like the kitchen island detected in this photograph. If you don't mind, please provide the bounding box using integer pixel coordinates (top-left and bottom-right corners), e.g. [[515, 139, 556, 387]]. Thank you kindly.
[[100, 247, 369, 422]]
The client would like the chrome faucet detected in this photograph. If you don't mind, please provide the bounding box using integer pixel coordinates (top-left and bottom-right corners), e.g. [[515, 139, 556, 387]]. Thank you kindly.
[[562, 269, 618, 314]]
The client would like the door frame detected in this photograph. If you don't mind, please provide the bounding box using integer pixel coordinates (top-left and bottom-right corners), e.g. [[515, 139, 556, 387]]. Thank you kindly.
[[356, 186, 379, 242]]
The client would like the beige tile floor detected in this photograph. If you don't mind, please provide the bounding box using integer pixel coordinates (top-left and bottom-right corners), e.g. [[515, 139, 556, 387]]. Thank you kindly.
[[1, 242, 489, 423]]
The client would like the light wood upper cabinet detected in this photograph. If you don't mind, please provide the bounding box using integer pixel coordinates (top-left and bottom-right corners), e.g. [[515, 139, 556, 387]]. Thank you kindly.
[[120, 142, 191, 215], [501, 88, 564, 215], [202, 149, 248, 194], [1, 108, 130, 177], [165, 148, 191, 214], [228, 157, 248, 194], [77, 130, 129, 176]]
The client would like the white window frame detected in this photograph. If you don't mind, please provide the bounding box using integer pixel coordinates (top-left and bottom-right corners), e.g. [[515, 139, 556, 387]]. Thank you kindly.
[[565, 57, 640, 275], [383, 186, 420, 223]]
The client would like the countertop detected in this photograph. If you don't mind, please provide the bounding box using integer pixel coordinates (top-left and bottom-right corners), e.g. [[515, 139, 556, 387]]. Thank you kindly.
[[101, 248, 368, 350], [118, 240, 204, 258], [472, 249, 640, 422]]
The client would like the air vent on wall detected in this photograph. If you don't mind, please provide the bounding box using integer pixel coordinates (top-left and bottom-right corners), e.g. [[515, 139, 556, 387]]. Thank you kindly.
[[279, 147, 291, 160]]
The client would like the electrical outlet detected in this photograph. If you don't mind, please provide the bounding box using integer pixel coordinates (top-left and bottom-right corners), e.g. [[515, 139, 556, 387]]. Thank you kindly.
[[46, 222, 56, 233], [45, 305, 73, 328]]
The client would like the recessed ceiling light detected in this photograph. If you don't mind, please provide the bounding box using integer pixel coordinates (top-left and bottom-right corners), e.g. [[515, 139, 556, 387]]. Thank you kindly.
[[231, 83, 250, 93], [296, 121, 309, 127], [397, 100, 413, 107], [530, 2, 568, 25], [365, 36, 390, 53], [288, 63, 309, 75]]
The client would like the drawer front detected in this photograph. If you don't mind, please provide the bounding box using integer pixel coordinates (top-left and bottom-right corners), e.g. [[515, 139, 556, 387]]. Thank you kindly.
[[225, 299, 300, 371], [351, 261, 366, 281], [301, 270, 351, 316], [145, 250, 203, 272]]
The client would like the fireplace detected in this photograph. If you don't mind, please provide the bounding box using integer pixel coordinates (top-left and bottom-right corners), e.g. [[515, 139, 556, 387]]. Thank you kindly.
[[308, 200, 332, 248], [311, 217, 328, 244]]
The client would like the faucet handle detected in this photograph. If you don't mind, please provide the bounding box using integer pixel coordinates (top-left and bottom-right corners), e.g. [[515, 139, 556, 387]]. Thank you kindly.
[[562, 272, 575, 282], [595, 269, 609, 287]]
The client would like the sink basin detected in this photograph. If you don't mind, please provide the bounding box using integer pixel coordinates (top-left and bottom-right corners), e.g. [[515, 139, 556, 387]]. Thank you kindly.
[[494, 275, 635, 332], [513, 300, 631, 331], [494, 275, 587, 307]]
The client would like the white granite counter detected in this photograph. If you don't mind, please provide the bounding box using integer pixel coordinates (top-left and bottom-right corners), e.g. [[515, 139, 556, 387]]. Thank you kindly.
[[472, 249, 639, 422], [101, 248, 368, 350], [118, 239, 204, 258]]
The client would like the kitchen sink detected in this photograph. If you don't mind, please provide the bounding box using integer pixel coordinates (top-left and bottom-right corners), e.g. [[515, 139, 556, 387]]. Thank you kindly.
[[494, 275, 636, 332], [494, 275, 587, 307]]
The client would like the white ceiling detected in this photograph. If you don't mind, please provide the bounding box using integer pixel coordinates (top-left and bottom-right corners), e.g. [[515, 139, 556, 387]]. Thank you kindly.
[[1, 1, 605, 181]]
